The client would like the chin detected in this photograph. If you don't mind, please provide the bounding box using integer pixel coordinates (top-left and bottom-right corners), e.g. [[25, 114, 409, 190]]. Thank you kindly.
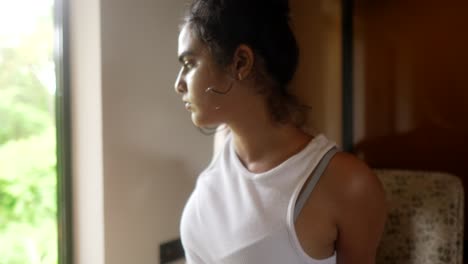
[[191, 113, 221, 128]]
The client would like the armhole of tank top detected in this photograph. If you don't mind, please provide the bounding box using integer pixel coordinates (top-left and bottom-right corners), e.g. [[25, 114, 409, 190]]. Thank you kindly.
[[286, 144, 338, 264], [293, 146, 338, 222]]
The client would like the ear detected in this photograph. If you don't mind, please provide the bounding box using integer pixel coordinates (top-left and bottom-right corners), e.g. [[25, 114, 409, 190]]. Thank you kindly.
[[231, 44, 254, 80]]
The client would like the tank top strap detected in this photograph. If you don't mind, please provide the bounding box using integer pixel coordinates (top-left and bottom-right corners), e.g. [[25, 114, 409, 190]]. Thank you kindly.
[[293, 147, 338, 222]]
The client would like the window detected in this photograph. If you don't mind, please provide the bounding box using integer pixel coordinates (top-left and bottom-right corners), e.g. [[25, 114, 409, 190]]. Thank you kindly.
[[0, 0, 71, 262]]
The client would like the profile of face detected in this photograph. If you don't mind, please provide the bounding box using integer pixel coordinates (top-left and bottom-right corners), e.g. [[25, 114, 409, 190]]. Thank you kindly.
[[174, 24, 233, 128]]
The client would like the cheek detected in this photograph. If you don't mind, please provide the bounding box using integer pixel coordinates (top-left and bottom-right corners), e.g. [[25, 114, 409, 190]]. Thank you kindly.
[[186, 73, 206, 101], [187, 68, 214, 101], [187, 62, 228, 110]]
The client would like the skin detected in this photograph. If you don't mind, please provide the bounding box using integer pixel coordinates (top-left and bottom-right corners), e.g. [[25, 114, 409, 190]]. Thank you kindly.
[[175, 24, 388, 263]]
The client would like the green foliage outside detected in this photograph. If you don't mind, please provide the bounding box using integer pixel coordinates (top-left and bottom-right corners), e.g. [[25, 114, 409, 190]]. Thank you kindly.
[[0, 1, 58, 263]]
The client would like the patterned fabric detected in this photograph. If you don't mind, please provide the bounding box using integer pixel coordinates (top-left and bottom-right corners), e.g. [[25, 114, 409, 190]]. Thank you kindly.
[[375, 170, 464, 264]]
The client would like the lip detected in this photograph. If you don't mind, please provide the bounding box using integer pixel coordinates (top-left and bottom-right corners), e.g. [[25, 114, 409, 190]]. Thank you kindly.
[[184, 102, 192, 111]]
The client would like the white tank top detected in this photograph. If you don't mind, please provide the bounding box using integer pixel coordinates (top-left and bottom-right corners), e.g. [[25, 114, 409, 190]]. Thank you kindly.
[[180, 133, 338, 264]]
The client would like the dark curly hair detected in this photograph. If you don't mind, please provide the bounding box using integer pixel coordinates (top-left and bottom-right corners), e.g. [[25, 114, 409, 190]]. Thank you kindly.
[[182, 0, 308, 127]]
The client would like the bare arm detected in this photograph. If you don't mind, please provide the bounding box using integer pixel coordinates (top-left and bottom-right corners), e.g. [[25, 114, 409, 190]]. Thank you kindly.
[[334, 154, 388, 264]]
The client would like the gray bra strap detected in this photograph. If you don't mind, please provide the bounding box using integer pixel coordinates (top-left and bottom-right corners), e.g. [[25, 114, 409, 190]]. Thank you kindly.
[[294, 147, 338, 222]]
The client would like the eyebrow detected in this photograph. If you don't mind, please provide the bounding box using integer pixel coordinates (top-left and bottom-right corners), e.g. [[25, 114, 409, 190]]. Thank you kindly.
[[178, 51, 196, 63]]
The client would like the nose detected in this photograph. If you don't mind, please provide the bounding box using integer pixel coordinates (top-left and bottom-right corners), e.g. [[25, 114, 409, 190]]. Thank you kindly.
[[174, 68, 186, 94]]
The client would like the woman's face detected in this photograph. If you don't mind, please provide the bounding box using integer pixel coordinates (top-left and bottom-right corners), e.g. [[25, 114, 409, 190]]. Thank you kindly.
[[174, 24, 231, 128]]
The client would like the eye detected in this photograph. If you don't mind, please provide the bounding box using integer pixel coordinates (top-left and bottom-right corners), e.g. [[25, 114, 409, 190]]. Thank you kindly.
[[183, 60, 195, 70]]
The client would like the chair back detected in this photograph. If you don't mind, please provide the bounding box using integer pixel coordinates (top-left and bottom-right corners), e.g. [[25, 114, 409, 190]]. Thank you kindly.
[[375, 170, 464, 264]]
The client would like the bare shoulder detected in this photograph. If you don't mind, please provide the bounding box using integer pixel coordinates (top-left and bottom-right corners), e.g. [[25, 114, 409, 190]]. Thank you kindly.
[[327, 152, 386, 202], [325, 152, 388, 263]]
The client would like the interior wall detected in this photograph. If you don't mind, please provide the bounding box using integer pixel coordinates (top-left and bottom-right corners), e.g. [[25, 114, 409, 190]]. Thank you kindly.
[[290, 0, 343, 145], [354, 0, 468, 141], [100, 0, 213, 263], [70, 0, 105, 262]]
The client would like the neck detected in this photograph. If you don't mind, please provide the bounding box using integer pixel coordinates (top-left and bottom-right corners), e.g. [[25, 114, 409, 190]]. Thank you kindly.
[[226, 110, 312, 173]]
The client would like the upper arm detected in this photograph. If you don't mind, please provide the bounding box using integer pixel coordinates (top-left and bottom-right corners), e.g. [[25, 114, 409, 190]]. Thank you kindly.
[[333, 154, 388, 264]]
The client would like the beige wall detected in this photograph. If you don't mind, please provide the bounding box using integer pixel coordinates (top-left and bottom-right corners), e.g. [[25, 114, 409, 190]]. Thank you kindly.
[[100, 0, 213, 263], [71, 0, 212, 263], [70, 0, 105, 262], [71, 0, 343, 263], [290, 0, 343, 145]]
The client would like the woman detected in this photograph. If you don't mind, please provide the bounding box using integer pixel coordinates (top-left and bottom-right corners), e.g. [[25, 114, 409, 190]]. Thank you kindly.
[[174, 0, 387, 263]]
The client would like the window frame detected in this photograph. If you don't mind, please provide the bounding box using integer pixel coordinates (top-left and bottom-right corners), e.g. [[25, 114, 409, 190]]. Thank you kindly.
[[54, 0, 74, 262]]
